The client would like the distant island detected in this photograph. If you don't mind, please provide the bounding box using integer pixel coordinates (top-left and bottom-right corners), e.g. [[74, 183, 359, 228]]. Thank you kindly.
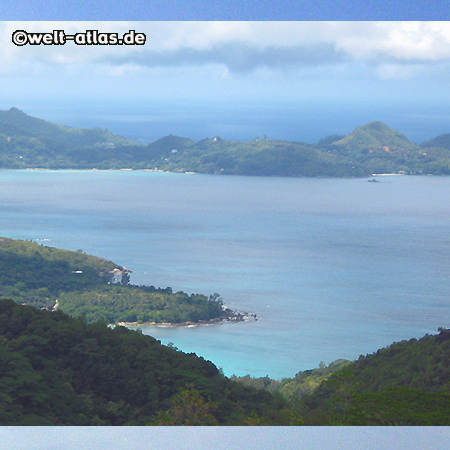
[[1, 107, 450, 177]]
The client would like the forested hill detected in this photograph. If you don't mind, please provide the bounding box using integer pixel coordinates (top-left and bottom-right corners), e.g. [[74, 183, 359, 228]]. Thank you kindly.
[[0, 107, 133, 149], [317, 121, 450, 175], [1, 107, 450, 176], [297, 328, 450, 425], [0, 237, 231, 325], [2, 296, 450, 425], [0, 299, 288, 425]]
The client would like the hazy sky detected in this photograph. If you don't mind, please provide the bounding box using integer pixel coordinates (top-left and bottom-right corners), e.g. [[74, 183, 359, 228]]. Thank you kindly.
[[0, 21, 450, 143], [2, 21, 450, 102]]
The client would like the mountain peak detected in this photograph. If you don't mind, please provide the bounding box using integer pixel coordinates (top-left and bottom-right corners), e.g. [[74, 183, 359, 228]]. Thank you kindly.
[[8, 107, 25, 114], [361, 120, 391, 131], [332, 120, 417, 152]]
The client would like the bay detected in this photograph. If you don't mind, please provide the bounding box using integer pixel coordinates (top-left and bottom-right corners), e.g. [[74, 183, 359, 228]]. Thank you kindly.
[[1, 169, 449, 379]]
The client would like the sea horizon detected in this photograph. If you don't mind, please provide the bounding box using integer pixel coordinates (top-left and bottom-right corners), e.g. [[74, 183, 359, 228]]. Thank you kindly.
[[3, 98, 449, 146]]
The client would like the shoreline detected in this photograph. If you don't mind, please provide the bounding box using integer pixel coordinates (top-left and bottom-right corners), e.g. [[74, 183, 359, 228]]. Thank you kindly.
[[2, 168, 439, 178], [116, 309, 258, 329], [18, 167, 196, 174], [372, 173, 404, 176], [117, 318, 224, 328]]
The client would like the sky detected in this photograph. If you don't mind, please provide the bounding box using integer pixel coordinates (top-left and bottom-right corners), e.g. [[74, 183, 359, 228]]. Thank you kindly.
[[0, 0, 449, 21], [1, 21, 450, 143]]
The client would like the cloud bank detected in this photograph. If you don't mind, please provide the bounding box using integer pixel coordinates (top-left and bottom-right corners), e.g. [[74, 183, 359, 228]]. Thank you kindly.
[[1, 21, 450, 76]]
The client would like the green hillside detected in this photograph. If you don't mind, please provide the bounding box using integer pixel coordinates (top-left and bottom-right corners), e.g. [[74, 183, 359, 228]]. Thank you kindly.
[[0, 107, 132, 148], [0, 108, 135, 169], [297, 328, 450, 425], [331, 121, 418, 152], [0, 299, 287, 425], [422, 133, 450, 151], [156, 137, 370, 177], [0, 237, 230, 325], [1, 236, 450, 425], [319, 121, 450, 174]]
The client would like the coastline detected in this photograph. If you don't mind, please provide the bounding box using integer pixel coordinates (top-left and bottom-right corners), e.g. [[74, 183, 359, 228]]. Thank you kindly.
[[372, 173, 404, 176], [117, 318, 224, 328], [116, 309, 258, 329], [3, 168, 441, 179]]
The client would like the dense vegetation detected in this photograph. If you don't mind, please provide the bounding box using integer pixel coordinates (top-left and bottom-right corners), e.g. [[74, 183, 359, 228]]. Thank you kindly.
[[0, 299, 290, 425], [320, 121, 450, 175], [297, 328, 450, 425], [1, 296, 449, 425], [230, 359, 351, 400], [1, 108, 450, 176], [152, 136, 370, 177], [0, 237, 228, 324]]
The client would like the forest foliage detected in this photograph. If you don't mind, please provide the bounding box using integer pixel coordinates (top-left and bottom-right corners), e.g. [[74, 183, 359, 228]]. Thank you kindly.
[[0, 299, 288, 425], [1, 297, 449, 425], [0, 237, 226, 324], [296, 328, 450, 425]]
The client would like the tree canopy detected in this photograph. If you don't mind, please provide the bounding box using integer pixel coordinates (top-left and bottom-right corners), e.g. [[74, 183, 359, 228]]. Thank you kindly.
[[0, 299, 286, 425], [0, 237, 229, 325]]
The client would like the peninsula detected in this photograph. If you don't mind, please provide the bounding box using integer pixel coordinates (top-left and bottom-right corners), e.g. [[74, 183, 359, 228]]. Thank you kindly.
[[0, 236, 241, 325]]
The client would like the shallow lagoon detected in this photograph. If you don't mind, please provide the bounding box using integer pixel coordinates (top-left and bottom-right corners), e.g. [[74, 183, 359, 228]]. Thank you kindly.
[[2, 170, 450, 378]]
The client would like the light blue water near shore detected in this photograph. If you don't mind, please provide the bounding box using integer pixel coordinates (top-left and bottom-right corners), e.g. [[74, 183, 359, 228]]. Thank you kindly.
[[1, 170, 450, 379]]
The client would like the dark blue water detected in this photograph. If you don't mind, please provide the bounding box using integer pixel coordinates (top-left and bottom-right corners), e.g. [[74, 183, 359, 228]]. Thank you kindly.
[[17, 99, 450, 144], [1, 170, 449, 378]]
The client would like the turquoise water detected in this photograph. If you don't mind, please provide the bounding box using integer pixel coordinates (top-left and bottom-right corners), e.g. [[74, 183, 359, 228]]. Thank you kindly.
[[1, 170, 450, 378]]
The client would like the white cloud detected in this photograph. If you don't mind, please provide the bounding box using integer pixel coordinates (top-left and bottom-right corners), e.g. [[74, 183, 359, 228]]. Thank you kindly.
[[1, 20, 450, 100], [2, 21, 450, 71], [333, 22, 450, 63]]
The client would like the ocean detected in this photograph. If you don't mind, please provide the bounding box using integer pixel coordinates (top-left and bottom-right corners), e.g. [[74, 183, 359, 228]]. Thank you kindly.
[[1, 169, 449, 379], [16, 98, 450, 145]]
